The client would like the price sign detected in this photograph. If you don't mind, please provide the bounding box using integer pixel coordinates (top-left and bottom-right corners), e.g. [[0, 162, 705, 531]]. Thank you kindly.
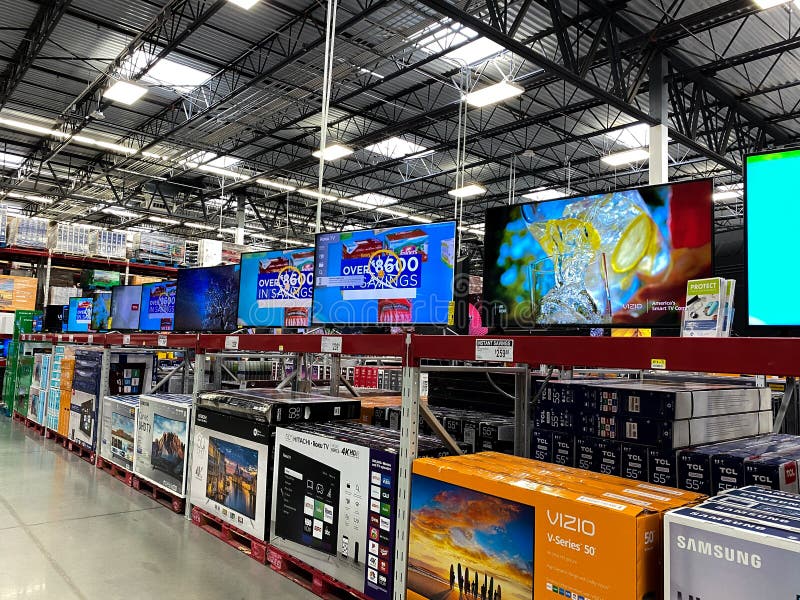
[[68, 335, 74, 342], [475, 339, 514, 362], [57, 335, 63, 342], [224, 336, 239, 350], [122, 334, 131, 345], [321, 336, 343, 354], [87, 335, 94, 344], [157, 335, 168, 348], [651, 358, 666, 370]]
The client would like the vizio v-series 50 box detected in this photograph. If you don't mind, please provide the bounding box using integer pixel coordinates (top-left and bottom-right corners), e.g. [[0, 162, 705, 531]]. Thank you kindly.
[[99, 395, 139, 472], [134, 393, 191, 496]]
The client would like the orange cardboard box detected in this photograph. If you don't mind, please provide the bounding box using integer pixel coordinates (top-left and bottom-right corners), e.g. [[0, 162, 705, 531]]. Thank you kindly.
[[57, 389, 71, 437], [59, 357, 75, 392], [355, 395, 401, 425], [409, 457, 664, 600]]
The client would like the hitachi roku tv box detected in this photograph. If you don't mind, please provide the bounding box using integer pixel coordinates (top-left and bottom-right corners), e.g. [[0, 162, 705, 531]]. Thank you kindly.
[[135, 393, 192, 496], [196, 389, 361, 424]]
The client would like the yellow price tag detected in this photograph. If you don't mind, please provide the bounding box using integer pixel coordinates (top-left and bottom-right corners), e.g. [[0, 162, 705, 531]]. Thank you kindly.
[[651, 358, 666, 370]]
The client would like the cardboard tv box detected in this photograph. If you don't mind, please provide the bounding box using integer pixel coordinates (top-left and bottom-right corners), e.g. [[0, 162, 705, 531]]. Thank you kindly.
[[100, 395, 139, 471], [409, 456, 667, 600]]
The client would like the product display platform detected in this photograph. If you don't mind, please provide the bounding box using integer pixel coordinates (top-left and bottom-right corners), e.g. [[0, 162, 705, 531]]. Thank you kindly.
[[0, 418, 318, 600]]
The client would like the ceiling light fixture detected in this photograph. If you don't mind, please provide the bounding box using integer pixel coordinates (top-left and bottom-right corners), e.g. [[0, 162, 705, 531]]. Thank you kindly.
[[0, 117, 67, 138], [183, 222, 215, 230], [0, 152, 24, 168], [449, 183, 487, 198], [256, 178, 296, 192], [103, 80, 147, 105], [523, 188, 565, 202], [713, 190, 741, 201], [148, 216, 180, 225], [753, 0, 790, 7], [102, 207, 140, 218], [299, 188, 339, 201], [465, 81, 524, 107], [226, 0, 260, 8], [365, 137, 428, 159], [312, 144, 354, 161], [601, 148, 650, 166], [350, 193, 399, 207]]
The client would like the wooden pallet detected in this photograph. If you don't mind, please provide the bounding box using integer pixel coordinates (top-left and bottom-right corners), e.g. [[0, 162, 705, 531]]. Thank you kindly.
[[65, 440, 96, 464], [191, 506, 267, 564], [44, 428, 69, 447], [95, 456, 133, 486], [12, 411, 25, 424], [21, 417, 46, 436], [131, 475, 185, 514], [267, 545, 369, 600]]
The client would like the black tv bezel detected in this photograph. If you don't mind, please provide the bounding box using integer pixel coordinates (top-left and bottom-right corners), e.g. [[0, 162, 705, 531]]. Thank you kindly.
[[481, 178, 716, 331], [42, 304, 67, 333], [65, 296, 92, 334], [236, 247, 315, 329], [173, 264, 241, 333], [743, 147, 800, 335], [90, 290, 113, 333], [138, 280, 177, 333], [109, 284, 144, 332], [309, 219, 459, 327]]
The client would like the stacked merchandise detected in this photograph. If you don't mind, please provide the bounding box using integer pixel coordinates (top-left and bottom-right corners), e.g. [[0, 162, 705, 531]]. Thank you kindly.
[[357, 396, 402, 426], [130, 232, 185, 264], [352, 366, 402, 391], [408, 453, 703, 600], [190, 389, 361, 542], [134, 394, 191, 494], [533, 379, 773, 487], [27, 352, 50, 425], [0, 208, 7, 244], [48, 286, 78, 307], [1, 310, 40, 415], [44, 345, 75, 431], [48, 223, 93, 255], [270, 422, 460, 600], [100, 395, 138, 471], [88, 230, 127, 260], [56, 347, 75, 436], [678, 433, 800, 495], [665, 486, 800, 598], [7, 217, 47, 249]]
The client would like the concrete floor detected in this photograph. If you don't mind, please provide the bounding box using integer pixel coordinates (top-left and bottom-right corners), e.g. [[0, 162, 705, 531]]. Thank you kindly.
[[0, 417, 319, 600]]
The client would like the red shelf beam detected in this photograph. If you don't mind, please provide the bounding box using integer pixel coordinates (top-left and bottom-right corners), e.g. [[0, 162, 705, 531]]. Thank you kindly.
[[198, 334, 407, 358], [410, 335, 800, 377], [0, 247, 177, 276]]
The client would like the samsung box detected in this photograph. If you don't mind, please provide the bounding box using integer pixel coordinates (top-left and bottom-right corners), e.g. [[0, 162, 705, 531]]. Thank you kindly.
[[100, 395, 139, 471], [134, 393, 192, 496]]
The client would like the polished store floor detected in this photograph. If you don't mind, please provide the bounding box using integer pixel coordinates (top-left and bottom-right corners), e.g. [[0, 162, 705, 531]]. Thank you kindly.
[[0, 418, 317, 600]]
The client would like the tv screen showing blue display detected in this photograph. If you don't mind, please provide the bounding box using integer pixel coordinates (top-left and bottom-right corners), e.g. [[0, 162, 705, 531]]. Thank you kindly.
[[174, 265, 240, 332], [66, 297, 92, 333], [91, 291, 112, 332], [237, 248, 314, 328], [746, 149, 800, 328], [110, 285, 142, 331], [138, 281, 176, 332], [312, 221, 457, 325]]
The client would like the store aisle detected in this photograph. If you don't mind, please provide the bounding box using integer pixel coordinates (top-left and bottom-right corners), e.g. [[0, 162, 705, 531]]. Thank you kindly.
[[0, 418, 317, 600]]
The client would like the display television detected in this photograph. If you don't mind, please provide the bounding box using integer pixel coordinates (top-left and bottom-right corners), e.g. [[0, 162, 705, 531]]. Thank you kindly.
[[66, 297, 92, 333], [138, 281, 176, 331], [174, 265, 240, 332], [110, 285, 143, 331], [746, 149, 800, 328], [90, 291, 112, 332], [483, 180, 713, 328], [312, 221, 457, 325], [238, 248, 314, 328]]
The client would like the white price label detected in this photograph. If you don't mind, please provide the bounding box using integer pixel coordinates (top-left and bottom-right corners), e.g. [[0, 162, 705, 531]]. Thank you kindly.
[[157, 335, 168, 347], [122, 334, 131, 345], [68, 335, 74, 342], [475, 339, 514, 362], [87, 335, 94, 344], [321, 336, 343, 354], [57, 335, 63, 342], [224, 336, 239, 350]]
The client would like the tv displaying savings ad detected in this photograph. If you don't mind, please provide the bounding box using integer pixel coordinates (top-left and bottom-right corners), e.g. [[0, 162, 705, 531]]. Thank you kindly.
[[238, 248, 314, 328], [174, 265, 240, 332], [312, 221, 457, 325], [66, 297, 92, 333], [482, 179, 713, 328], [138, 281, 176, 331], [110, 285, 143, 331]]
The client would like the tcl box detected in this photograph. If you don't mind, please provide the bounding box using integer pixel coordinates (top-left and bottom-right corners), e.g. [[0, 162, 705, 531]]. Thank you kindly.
[[100, 395, 139, 471], [134, 394, 191, 496], [665, 500, 800, 600]]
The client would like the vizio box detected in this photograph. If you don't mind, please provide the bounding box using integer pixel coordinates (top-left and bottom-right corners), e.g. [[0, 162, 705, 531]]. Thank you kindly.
[[134, 393, 191, 496], [665, 503, 800, 600], [409, 456, 666, 600], [99, 395, 139, 471]]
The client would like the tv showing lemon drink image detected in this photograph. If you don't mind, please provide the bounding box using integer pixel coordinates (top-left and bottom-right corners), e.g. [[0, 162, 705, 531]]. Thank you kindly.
[[483, 180, 713, 328]]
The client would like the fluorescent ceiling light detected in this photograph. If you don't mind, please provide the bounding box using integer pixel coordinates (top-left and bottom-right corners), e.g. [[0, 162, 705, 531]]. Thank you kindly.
[[407, 214, 433, 224], [523, 188, 565, 202], [102, 207, 139, 218], [601, 148, 650, 166], [0, 152, 24, 168], [148, 216, 180, 225], [183, 222, 215, 230], [337, 198, 364, 209], [299, 188, 339, 201], [602, 123, 651, 149], [449, 183, 487, 198], [103, 80, 147, 105], [350, 193, 399, 207], [365, 137, 428, 159], [129, 50, 212, 91], [7, 192, 53, 204], [227, 0, 259, 8], [196, 164, 247, 180], [358, 67, 384, 79], [312, 144, 353, 161], [753, 0, 790, 7], [141, 151, 163, 160], [0, 117, 66, 138], [113, 167, 167, 181], [257, 178, 296, 192], [465, 81, 524, 107], [713, 190, 741, 201], [413, 21, 504, 66]]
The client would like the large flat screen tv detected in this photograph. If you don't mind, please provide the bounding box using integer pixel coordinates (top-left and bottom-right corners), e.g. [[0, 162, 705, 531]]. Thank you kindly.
[[139, 281, 176, 332], [746, 149, 800, 329], [174, 265, 240, 332], [483, 179, 713, 328], [312, 221, 457, 325], [110, 285, 143, 331], [66, 297, 92, 333], [237, 248, 314, 328], [90, 291, 112, 332], [43, 305, 66, 333]]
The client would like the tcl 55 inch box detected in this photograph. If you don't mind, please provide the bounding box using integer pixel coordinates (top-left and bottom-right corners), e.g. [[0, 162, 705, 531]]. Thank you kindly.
[[134, 394, 191, 496]]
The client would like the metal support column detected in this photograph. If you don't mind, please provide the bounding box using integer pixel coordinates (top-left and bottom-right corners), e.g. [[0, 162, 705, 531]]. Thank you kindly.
[[649, 54, 669, 185], [514, 365, 531, 458], [235, 196, 245, 245], [184, 350, 206, 520], [329, 354, 341, 396], [182, 352, 193, 394], [42, 253, 52, 301], [393, 363, 420, 600], [96, 346, 112, 454], [774, 376, 797, 433]]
